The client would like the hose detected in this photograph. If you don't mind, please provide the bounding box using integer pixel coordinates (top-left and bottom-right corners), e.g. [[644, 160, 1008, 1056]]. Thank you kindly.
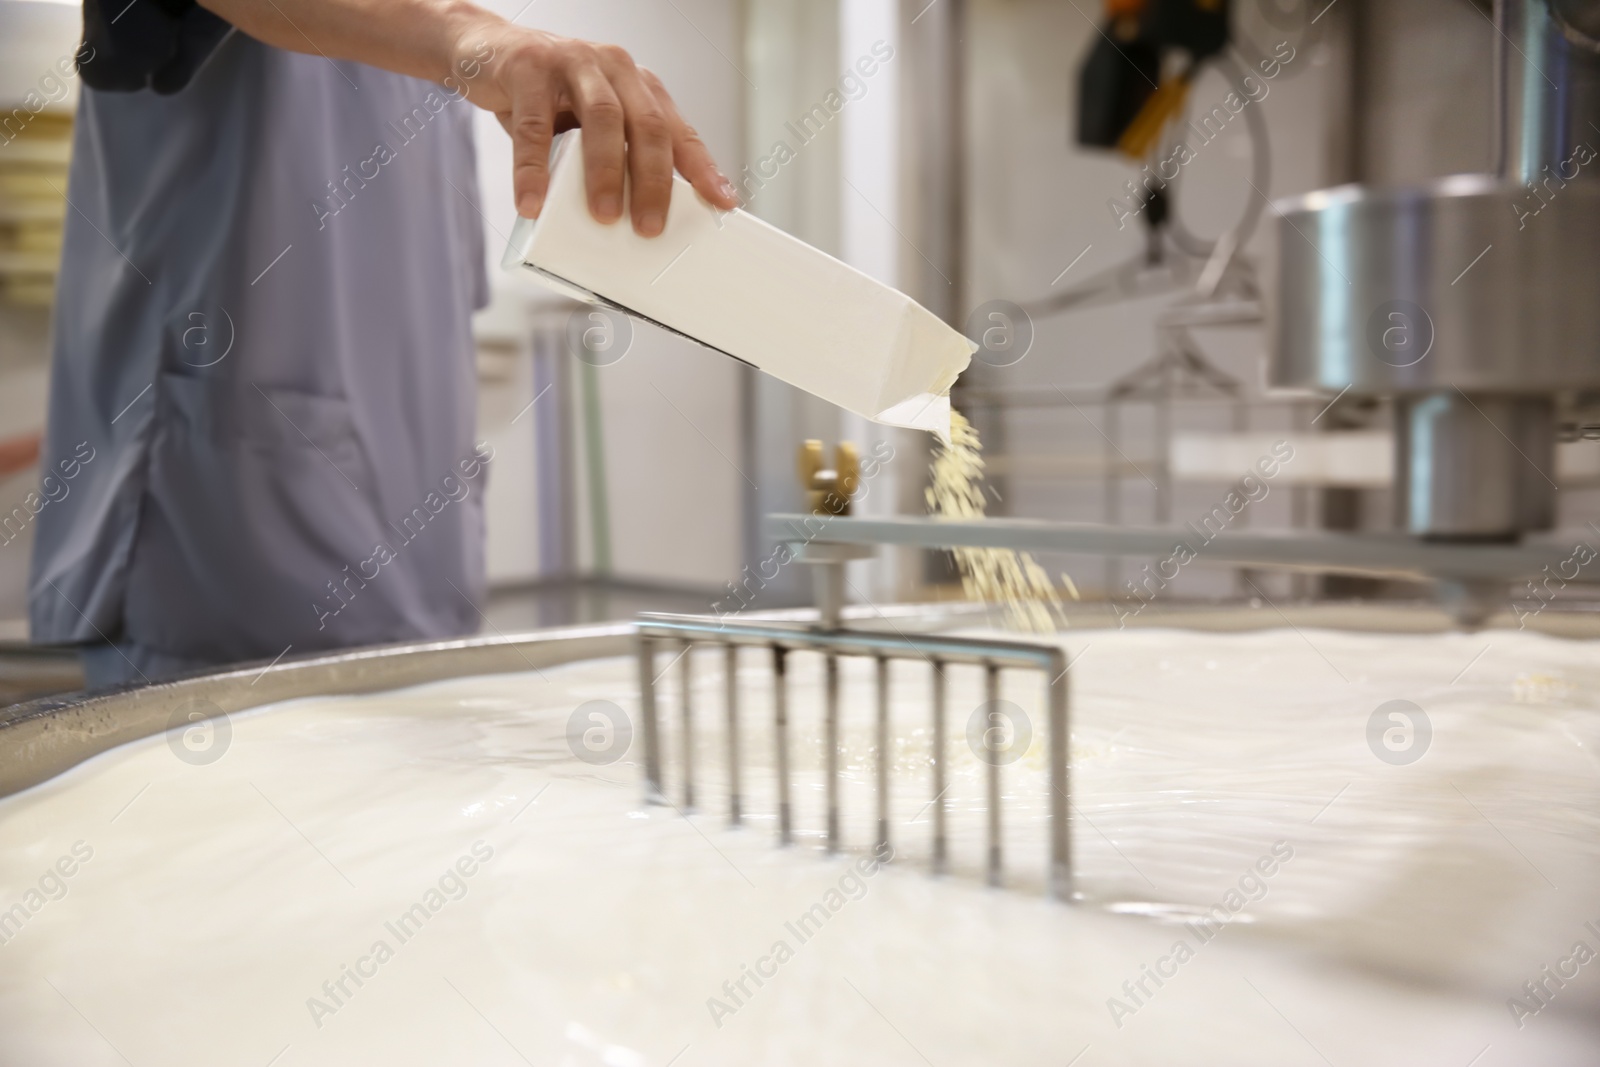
[[1166, 51, 1273, 258]]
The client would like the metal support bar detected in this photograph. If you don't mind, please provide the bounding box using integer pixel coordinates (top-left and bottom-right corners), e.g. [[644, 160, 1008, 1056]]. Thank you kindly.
[[985, 662, 1002, 888], [825, 652, 841, 852], [639, 637, 662, 803], [1048, 660, 1071, 900], [773, 645, 791, 846], [726, 644, 741, 826], [814, 561, 847, 630], [767, 514, 1576, 583], [931, 659, 947, 876], [875, 655, 890, 855], [638, 614, 1066, 670], [680, 642, 695, 811]]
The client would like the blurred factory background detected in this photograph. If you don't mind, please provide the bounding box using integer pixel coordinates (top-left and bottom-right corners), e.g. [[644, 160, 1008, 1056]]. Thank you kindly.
[[1, 0, 1595, 695]]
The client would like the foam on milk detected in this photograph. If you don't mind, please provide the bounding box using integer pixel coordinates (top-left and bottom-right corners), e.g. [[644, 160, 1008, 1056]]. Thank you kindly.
[[0, 625, 1596, 1064]]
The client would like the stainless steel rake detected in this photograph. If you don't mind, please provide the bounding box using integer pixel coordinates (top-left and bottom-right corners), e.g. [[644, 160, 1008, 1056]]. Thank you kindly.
[[635, 612, 1074, 900]]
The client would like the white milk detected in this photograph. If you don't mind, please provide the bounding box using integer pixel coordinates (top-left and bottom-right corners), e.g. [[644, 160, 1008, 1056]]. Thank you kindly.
[[0, 626, 1596, 1065]]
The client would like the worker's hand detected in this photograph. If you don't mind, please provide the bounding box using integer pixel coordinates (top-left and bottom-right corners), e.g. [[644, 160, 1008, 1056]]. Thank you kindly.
[[454, 23, 739, 236]]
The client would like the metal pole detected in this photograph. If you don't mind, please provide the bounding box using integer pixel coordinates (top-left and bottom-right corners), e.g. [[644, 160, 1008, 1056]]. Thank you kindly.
[[774, 645, 792, 846], [725, 643, 741, 826], [1232, 395, 1250, 598], [825, 651, 840, 852], [814, 560, 846, 630], [1047, 650, 1071, 900], [1156, 359, 1171, 524], [931, 658, 947, 875], [638, 636, 662, 803], [679, 642, 695, 811], [985, 662, 1002, 888], [1105, 400, 1122, 592], [875, 654, 890, 854]]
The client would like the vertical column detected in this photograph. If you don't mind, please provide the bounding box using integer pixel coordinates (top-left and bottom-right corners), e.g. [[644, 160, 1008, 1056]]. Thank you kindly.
[[638, 635, 662, 803], [985, 662, 1001, 888], [1047, 652, 1072, 900], [931, 658, 947, 875], [875, 654, 890, 854], [825, 651, 841, 852], [726, 643, 742, 826], [680, 641, 696, 811], [1104, 400, 1122, 592], [774, 645, 792, 846], [531, 328, 576, 584]]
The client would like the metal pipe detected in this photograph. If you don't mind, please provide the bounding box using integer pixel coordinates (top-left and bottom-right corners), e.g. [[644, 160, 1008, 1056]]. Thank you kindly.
[[1155, 367, 1171, 524], [638, 636, 663, 804], [931, 658, 947, 876], [1047, 651, 1071, 901], [1395, 393, 1556, 539], [577, 358, 614, 576], [825, 652, 840, 852], [725, 643, 741, 826], [532, 328, 578, 585], [814, 561, 847, 630], [1497, 0, 1600, 186], [680, 642, 695, 811], [902, 0, 967, 324], [766, 514, 1578, 583], [639, 614, 1065, 671], [985, 662, 1002, 888], [773, 645, 791, 846], [1104, 400, 1122, 592], [875, 654, 890, 854]]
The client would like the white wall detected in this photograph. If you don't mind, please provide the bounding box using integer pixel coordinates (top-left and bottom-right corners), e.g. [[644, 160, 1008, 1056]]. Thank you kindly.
[[837, 0, 903, 603], [470, 0, 745, 593]]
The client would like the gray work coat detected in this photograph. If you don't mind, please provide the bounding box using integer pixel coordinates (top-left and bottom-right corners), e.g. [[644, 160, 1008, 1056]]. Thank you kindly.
[[30, 32, 491, 666]]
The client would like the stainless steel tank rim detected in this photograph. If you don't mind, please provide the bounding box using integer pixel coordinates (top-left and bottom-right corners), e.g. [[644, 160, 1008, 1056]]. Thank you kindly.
[[7, 597, 1598, 805], [0, 606, 995, 804], [0, 623, 635, 803]]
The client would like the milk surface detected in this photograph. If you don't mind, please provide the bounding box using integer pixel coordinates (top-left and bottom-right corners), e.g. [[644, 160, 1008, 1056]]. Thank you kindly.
[[0, 626, 1596, 1065]]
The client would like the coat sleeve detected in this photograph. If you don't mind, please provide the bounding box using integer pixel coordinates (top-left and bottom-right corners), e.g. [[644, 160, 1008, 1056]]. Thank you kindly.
[[79, 0, 234, 94]]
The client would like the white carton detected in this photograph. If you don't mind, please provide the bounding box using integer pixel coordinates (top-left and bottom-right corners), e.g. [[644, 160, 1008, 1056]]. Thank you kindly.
[[501, 131, 972, 439]]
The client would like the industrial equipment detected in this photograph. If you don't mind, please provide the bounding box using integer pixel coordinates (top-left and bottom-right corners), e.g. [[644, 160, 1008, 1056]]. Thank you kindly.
[[1077, 0, 1232, 161], [3, 611, 1597, 1061], [1272, 0, 1600, 543], [638, 445, 1072, 896], [635, 613, 1071, 895], [834, 0, 1600, 621]]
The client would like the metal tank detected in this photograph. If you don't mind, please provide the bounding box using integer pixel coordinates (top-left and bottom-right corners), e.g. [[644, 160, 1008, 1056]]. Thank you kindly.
[[1271, 0, 1600, 540]]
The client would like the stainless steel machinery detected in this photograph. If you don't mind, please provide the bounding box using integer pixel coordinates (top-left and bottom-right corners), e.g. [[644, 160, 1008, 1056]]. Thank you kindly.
[[635, 612, 1072, 896], [767, 0, 1600, 623], [637, 445, 1075, 899], [1271, 0, 1600, 541]]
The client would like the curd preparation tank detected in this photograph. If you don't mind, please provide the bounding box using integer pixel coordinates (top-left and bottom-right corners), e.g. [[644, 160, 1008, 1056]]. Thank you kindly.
[[0, 604, 1597, 1065]]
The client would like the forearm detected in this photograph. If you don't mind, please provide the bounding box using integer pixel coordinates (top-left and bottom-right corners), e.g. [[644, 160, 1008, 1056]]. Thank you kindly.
[[192, 0, 738, 229], [194, 0, 495, 90]]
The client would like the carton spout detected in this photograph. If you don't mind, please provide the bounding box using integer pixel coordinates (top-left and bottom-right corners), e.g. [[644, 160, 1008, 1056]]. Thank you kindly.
[[500, 216, 538, 273], [875, 392, 952, 443]]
